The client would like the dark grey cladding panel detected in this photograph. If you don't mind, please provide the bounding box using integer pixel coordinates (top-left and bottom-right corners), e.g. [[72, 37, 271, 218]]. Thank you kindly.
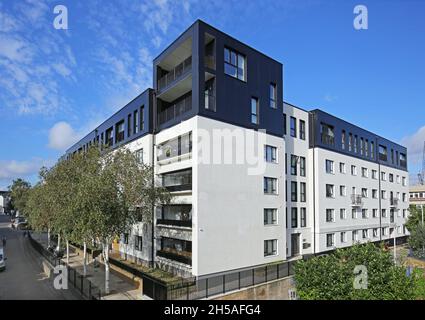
[[309, 109, 408, 172]]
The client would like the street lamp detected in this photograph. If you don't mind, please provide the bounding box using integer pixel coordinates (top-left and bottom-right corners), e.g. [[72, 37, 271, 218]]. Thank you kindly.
[[392, 223, 397, 265]]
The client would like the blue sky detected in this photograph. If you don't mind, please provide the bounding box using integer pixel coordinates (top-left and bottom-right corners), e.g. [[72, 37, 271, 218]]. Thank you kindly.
[[0, 0, 424, 189]]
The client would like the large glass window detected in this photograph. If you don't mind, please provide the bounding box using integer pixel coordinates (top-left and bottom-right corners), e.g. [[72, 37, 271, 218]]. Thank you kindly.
[[291, 155, 297, 175], [300, 120, 306, 140], [105, 127, 113, 147], [300, 157, 306, 177], [291, 181, 297, 202], [379, 145, 388, 161], [320, 123, 335, 146], [157, 132, 192, 161], [133, 109, 139, 134], [264, 240, 277, 256], [162, 169, 192, 191], [224, 47, 246, 81], [300, 208, 307, 227], [265, 145, 277, 163], [115, 120, 125, 143], [251, 97, 259, 124], [269, 83, 277, 108], [264, 177, 277, 194], [291, 208, 298, 228], [283, 113, 287, 135], [140, 106, 145, 131], [290, 117, 297, 137], [300, 182, 306, 202], [264, 209, 277, 225]]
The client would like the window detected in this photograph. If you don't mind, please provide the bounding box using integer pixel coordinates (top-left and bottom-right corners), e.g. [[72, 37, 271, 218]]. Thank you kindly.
[[382, 209, 387, 218], [105, 127, 113, 147], [326, 184, 334, 198], [224, 47, 246, 81], [351, 165, 357, 176], [372, 209, 378, 218], [290, 117, 297, 137], [326, 234, 335, 248], [389, 173, 394, 183], [372, 170, 377, 179], [340, 232, 347, 243], [291, 181, 297, 202], [353, 230, 359, 241], [264, 177, 277, 194], [283, 113, 287, 135], [135, 148, 143, 164], [352, 209, 357, 219], [340, 209, 347, 220], [291, 155, 298, 175], [300, 120, 306, 140], [127, 114, 132, 137], [300, 208, 307, 227], [300, 182, 306, 202], [325, 159, 334, 174], [251, 97, 259, 124], [362, 229, 368, 239], [372, 189, 378, 199], [361, 188, 368, 198], [264, 209, 277, 225], [265, 145, 277, 163], [140, 106, 145, 131], [400, 153, 407, 168], [291, 208, 298, 228], [354, 135, 358, 153], [264, 240, 277, 256], [349, 133, 353, 151], [134, 236, 143, 251], [300, 157, 306, 177], [123, 233, 129, 245], [403, 193, 407, 202], [115, 121, 125, 143], [381, 171, 386, 181], [371, 141, 375, 159], [326, 209, 335, 222], [373, 228, 378, 238], [133, 109, 139, 134], [391, 149, 394, 164], [340, 185, 347, 197], [362, 209, 368, 219], [379, 145, 387, 161], [341, 130, 346, 150], [365, 139, 369, 157], [269, 83, 277, 108], [340, 162, 346, 174], [402, 177, 407, 186], [321, 123, 335, 146], [361, 167, 368, 178], [360, 138, 364, 155]]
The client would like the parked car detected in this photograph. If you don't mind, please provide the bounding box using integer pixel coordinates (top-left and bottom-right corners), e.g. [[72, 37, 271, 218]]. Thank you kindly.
[[12, 217, 28, 230], [0, 248, 6, 271]]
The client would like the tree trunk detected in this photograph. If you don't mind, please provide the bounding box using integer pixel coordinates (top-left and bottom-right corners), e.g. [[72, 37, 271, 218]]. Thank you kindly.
[[57, 234, 61, 251], [47, 228, 51, 248], [66, 240, 70, 264], [83, 241, 87, 277], [103, 242, 110, 295]]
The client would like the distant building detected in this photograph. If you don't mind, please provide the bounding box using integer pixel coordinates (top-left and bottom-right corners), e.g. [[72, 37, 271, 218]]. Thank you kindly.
[[409, 185, 425, 206], [0, 191, 11, 214]]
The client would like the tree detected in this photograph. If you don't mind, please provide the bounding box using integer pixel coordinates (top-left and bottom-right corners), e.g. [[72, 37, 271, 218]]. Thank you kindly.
[[71, 146, 171, 294], [8, 178, 31, 216], [406, 205, 425, 259], [294, 243, 418, 300]]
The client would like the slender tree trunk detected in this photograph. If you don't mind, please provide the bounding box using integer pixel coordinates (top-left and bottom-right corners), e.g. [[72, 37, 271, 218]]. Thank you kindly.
[[83, 241, 87, 277], [66, 240, 70, 264], [103, 241, 110, 294], [47, 228, 50, 248], [57, 234, 61, 251]]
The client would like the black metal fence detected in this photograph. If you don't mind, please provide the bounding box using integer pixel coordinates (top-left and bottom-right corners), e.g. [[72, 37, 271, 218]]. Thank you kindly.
[[166, 260, 296, 300], [28, 233, 102, 300]]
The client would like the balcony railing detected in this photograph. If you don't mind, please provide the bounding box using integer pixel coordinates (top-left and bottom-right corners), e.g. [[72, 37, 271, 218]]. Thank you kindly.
[[351, 194, 363, 207], [390, 198, 399, 208], [157, 56, 192, 92], [157, 249, 192, 266], [162, 170, 192, 192], [157, 219, 192, 228], [158, 94, 192, 126]]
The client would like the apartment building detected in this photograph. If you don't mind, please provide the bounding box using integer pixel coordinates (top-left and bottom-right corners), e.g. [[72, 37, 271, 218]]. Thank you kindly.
[[65, 20, 409, 280], [0, 191, 10, 214], [410, 185, 425, 206]]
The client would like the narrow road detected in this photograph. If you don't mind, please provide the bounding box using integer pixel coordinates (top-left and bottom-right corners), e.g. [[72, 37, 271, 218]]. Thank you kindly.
[[0, 214, 81, 300]]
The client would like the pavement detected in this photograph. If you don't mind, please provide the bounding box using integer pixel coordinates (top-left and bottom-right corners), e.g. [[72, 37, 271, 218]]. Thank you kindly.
[[33, 230, 147, 300], [0, 214, 81, 300]]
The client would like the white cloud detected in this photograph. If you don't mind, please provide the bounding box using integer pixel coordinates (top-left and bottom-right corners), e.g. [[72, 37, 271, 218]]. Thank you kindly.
[[324, 94, 338, 102], [0, 158, 52, 181], [48, 122, 82, 151], [401, 125, 425, 169]]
